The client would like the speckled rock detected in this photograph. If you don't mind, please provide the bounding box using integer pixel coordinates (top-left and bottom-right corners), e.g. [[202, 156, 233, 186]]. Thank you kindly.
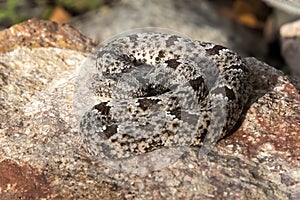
[[0, 18, 98, 53], [0, 19, 299, 199], [0, 160, 50, 199]]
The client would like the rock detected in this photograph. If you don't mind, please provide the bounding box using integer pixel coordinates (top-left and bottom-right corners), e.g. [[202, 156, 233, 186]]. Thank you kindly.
[[263, 0, 300, 15], [260, 1, 299, 77], [0, 160, 50, 199], [0, 19, 299, 199], [280, 19, 300, 79], [0, 18, 98, 53], [70, 0, 266, 57]]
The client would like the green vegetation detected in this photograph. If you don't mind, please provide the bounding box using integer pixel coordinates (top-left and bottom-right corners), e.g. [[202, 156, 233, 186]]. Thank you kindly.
[[57, 0, 104, 13], [0, 0, 26, 24], [0, 0, 104, 26]]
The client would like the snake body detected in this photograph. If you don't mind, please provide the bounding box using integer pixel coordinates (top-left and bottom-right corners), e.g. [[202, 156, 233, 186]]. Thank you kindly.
[[79, 31, 251, 160]]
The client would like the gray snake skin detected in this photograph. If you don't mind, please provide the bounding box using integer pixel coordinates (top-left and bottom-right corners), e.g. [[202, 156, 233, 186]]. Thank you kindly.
[[78, 31, 251, 161]]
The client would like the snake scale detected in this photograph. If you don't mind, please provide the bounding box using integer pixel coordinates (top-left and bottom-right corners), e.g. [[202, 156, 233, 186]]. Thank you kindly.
[[78, 31, 251, 161]]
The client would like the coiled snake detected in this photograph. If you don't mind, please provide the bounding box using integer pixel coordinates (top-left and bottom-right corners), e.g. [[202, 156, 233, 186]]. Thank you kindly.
[[77, 31, 251, 165]]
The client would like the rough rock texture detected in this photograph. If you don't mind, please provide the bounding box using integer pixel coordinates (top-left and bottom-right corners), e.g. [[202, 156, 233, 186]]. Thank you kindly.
[[0, 18, 98, 53], [280, 19, 300, 78], [0, 160, 50, 199], [0, 19, 300, 199]]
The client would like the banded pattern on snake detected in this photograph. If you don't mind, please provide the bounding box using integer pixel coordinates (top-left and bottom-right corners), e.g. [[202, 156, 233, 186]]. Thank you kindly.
[[78, 31, 251, 160]]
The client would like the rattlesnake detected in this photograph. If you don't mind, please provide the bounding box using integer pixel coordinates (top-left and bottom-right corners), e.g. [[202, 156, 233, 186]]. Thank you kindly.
[[77, 30, 251, 164]]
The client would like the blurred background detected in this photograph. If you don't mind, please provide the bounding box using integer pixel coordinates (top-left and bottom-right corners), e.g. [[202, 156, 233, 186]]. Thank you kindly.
[[0, 0, 299, 76]]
